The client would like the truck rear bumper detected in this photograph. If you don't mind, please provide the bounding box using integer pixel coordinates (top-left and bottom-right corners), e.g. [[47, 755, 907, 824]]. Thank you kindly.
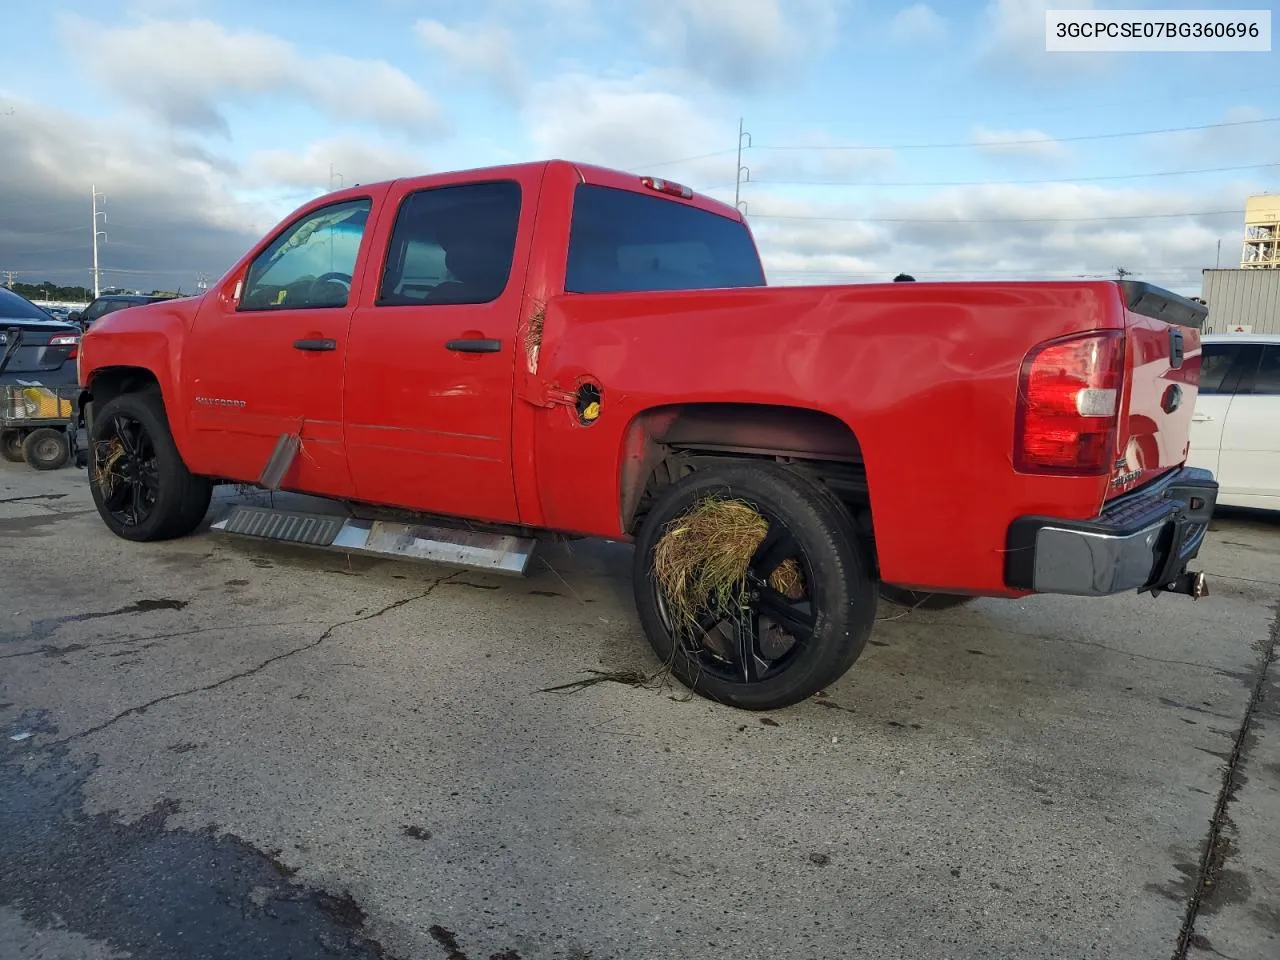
[[1004, 466, 1217, 598]]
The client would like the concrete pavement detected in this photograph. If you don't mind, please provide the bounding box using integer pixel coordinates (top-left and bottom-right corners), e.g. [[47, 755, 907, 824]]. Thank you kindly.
[[1, 461, 1277, 960]]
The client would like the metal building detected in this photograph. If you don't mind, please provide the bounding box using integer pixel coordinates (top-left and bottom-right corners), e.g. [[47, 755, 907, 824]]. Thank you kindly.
[[1200, 268, 1280, 335]]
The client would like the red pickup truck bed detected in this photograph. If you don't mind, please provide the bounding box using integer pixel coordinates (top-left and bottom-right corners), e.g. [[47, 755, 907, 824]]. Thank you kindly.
[[75, 158, 1217, 710]]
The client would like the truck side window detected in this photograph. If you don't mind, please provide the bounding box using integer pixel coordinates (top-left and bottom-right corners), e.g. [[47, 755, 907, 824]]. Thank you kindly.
[[1197, 343, 1248, 395], [378, 181, 522, 307], [565, 184, 765, 294], [1247, 345, 1280, 396], [239, 198, 372, 311]]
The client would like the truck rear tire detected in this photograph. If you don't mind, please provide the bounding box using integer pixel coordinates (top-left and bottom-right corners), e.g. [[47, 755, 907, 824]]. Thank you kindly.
[[878, 585, 976, 611], [87, 389, 212, 542], [632, 462, 877, 711], [22, 428, 70, 470], [1, 429, 25, 463]]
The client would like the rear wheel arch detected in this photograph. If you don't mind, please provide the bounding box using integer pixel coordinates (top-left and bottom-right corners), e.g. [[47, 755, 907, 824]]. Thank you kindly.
[[619, 402, 877, 565]]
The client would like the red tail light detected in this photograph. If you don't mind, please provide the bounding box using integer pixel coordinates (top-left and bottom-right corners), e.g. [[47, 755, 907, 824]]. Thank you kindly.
[[49, 333, 79, 360], [641, 176, 693, 199], [1014, 330, 1124, 475]]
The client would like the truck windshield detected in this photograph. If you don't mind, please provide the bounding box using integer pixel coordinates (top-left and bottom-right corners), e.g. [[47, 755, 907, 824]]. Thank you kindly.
[[565, 184, 765, 294]]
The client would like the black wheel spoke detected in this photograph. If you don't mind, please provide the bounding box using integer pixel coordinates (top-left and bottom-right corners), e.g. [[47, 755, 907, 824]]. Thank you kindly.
[[112, 416, 138, 456], [98, 412, 158, 528], [735, 609, 766, 683], [756, 586, 816, 641], [748, 520, 798, 580]]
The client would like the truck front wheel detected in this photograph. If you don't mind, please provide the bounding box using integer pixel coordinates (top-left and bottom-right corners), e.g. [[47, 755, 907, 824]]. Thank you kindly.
[[87, 389, 212, 542], [632, 462, 877, 711]]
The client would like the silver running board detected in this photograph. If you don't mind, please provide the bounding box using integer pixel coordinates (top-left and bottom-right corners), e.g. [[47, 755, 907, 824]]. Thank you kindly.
[[210, 505, 536, 576]]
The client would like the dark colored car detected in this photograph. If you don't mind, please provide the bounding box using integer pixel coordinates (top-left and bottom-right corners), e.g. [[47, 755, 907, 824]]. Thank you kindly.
[[0, 286, 81, 387], [71, 294, 175, 328]]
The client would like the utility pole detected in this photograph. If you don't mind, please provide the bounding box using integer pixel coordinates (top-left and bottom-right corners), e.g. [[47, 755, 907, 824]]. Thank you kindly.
[[329, 163, 344, 191], [1216, 239, 1222, 268], [91, 185, 107, 298], [734, 117, 751, 213]]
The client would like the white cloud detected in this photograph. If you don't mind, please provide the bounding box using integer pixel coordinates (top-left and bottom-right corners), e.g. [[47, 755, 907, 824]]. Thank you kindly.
[[60, 15, 441, 137], [523, 73, 736, 185], [889, 4, 947, 43], [1157, 106, 1274, 166], [415, 19, 523, 99], [646, 0, 842, 89], [0, 93, 263, 291], [247, 136, 431, 191], [971, 125, 1070, 163], [739, 180, 1250, 294], [978, 0, 1108, 77]]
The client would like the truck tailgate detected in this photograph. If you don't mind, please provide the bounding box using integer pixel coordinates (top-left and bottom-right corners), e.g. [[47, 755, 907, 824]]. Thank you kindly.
[[1108, 282, 1207, 501]]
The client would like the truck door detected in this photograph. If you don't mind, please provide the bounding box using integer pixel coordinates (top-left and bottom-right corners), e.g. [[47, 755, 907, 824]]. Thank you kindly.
[[342, 175, 538, 524], [1217, 343, 1280, 503], [1185, 339, 1254, 483], [184, 195, 378, 497]]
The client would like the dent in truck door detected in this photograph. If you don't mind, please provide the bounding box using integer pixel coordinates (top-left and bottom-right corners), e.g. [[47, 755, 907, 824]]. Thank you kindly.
[[184, 196, 376, 497], [342, 176, 534, 524]]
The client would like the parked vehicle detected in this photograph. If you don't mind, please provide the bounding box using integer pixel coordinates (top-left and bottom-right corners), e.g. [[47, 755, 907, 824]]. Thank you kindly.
[[0, 286, 82, 466], [70, 294, 175, 329], [75, 159, 1217, 710], [1186, 333, 1280, 511]]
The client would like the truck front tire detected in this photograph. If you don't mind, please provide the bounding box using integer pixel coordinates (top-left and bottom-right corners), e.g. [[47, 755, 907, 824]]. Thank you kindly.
[[87, 389, 212, 542], [632, 462, 877, 711]]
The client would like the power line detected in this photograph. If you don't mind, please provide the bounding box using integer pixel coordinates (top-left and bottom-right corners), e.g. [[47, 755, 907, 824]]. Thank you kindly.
[[772, 82, 1280, 126], [749, 208, 1244, 224], [741, 161, 1280, 189], [751, 116, 1280, 153]]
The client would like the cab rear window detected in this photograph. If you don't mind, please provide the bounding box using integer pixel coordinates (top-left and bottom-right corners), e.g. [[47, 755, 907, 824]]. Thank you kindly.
[[565, 184, 765, 294]]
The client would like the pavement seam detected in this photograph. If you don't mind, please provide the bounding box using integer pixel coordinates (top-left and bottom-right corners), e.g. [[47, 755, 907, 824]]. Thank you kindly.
[[48, 572, 462, 746], [1171, 597, 1280, 960], [0, 620, 328, 660]]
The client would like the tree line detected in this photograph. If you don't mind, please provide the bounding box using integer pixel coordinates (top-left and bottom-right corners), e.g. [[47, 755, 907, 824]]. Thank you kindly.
[[4, 281, 181, 301]]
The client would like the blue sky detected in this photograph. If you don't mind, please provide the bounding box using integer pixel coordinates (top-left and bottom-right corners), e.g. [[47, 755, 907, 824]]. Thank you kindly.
[[0, 0, 1277, 295]]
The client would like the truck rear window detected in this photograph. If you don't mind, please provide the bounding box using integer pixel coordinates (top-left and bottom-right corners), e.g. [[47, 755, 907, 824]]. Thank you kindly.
[[565, 184, 765, 294]]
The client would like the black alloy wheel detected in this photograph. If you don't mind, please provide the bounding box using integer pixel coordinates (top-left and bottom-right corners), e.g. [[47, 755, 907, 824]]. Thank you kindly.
[[633, 462, 877, 711]]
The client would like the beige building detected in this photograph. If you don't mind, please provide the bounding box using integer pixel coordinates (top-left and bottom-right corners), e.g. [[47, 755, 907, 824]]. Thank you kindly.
[[1241, 194, 1280, 269]]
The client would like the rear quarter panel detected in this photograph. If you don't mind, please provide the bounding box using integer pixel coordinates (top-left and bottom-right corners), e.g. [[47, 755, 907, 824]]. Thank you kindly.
[[529, 280, 1127, 596]]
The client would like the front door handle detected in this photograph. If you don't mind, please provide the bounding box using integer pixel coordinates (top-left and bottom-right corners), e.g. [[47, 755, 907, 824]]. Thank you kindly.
[[1192, 413, 1213, 422], [294, 338, 336, 352], [446, 338, 502, 354]]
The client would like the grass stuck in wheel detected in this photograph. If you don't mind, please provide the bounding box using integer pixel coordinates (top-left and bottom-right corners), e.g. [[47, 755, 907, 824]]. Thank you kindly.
[[652, 496, 804, 638]]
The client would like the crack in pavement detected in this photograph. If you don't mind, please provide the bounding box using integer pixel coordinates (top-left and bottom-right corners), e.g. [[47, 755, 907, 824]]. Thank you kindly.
[[1171, 598, 1280, 960], [0, 494, 69, 504], [0, 619, 328, 661], [51, 573, 463, 746]]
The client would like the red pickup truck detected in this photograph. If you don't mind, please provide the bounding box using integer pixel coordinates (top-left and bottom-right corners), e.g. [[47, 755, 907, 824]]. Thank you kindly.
[[76, 159, 1217, 710]]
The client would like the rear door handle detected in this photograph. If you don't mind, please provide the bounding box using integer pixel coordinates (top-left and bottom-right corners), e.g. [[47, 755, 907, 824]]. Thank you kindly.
[[1192, 413, 1213, 422], [446, 338, 502, 354], [294, 338, 336, 351]]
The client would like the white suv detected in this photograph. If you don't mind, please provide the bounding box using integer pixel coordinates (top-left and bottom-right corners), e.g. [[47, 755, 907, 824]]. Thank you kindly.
[[1186, 333, 1280, 511]]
